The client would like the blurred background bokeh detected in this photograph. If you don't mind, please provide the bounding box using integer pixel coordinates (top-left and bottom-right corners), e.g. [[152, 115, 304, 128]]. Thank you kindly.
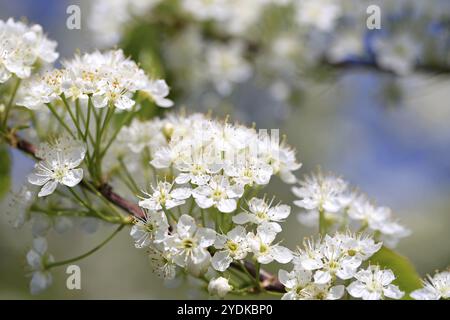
[[0, 0, 449, 299]]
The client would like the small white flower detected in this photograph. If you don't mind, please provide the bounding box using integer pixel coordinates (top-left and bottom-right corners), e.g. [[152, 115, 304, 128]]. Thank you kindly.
[[139, 181, 191, 211], [373, 34, 421, 75], [348, 196, 410, 248], [292, 172, 350, 213], [148, 245, 177, 280], [294, 233, 381, 284], [334, 232, 382, 261], [26, 237, 54, 295], [164, 215, 216, 273], [205, 41, 252, 96], [141, 79, 174, 108], [247, 223, 293, 264], [0, 18, 58, 83], [279, 268, 344, 300], [295, 0, 342, 32], [208, 277, 232, 298], [118, 118, 167, 153], [347, 266, 404, 300], [28, 137, 86, 197], [410, 270, 450, 300], [5, 186, 34, 229], [212, 226, 250, 271], [192, 175, 243, 213], [224, 159, 273, 187], [233, 197, 291, 231], [130, 210, 169, 248]]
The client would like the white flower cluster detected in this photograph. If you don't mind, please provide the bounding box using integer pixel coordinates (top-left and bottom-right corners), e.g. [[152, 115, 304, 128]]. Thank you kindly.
[[293, 171, 410, 247], [279, 232, 404, 300], [28, 135, 86, 197], [17, 49, 173, 111], [121, 113, 300, 213], [0, 18, 58, 83], [131, 196, 293, 280], [411, 270, 450, 300]]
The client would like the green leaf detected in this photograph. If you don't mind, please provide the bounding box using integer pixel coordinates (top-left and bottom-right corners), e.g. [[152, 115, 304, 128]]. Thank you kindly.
[[0, 145, 11, 200], [369, 246, 422, 299]]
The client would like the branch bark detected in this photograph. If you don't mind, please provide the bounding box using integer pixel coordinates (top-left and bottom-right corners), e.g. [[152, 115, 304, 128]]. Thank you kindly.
[[4, 131, 285, 293]]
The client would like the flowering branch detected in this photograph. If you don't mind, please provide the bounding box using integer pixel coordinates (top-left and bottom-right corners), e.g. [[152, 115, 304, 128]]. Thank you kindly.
[[3, 129, 285, 292]]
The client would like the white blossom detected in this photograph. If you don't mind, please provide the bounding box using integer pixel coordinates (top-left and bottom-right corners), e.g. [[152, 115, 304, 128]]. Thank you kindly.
[[348, 196, 410, 248], [148, 245, 177, 280], [164, 215, 216, 274], [19, 49, 172, 111], [192, 175, 243, 213], [347, 266, 404, 300], [139, 181, 191, 211], [279, 268, 344, 300], [411, 270, 450, 300], [205, 41, 252, 96], [373, 34, 422, 75], [0, 18, 58, 83], [28, 136, 86, 197], [233, 197, 291, 232], [212, 226, 250, 271], [130, 210, 169, 248], [247, 223, 293, 264], [294, 233, 381, 284], [292, 172, 350, 213], [295, 0, 342, 32]]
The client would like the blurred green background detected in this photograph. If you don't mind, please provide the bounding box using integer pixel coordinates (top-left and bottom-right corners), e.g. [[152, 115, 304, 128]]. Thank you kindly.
[[0, 0, 449, 299]]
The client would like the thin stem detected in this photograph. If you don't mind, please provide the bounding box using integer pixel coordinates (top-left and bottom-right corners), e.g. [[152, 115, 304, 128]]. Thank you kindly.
[[46, 224, 125, 269], [100, 109, 134, 158], [200, 208, 206, 227], [118, 157, 140, 194], [61, 94, 84, 139], [319, 208, 326, 236], [254, 262, 261, 290], [45, 103, 76, 139], [1, 77, 21, 128]]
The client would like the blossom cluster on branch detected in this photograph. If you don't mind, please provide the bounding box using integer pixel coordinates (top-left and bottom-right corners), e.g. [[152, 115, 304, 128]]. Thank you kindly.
[[0, 17, 449, 300]]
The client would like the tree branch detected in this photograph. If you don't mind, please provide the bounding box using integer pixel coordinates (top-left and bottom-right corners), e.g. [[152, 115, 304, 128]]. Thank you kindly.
[[4, 131, 285, 293]]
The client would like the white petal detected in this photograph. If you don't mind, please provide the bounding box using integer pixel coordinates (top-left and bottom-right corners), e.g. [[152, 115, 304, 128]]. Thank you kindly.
[[61, 168, 83, 187], [38, 180, 58, 197], [271, 245, 293, 263], [171, 188, 191, 200], [328, 285, 345, 300], [346, 281, 366, 298], [30, 271, 52, 295], [217, 199, 236, 213], [314, 270, 332, 284], [211, 251, 232, 272], [383, 285, 404, 299], [232, 212, 251, 225], [28, 171, 50, 186], [177, 214, 197, 238], [197, 227, 216, 247], [115, 95, 135, 110]]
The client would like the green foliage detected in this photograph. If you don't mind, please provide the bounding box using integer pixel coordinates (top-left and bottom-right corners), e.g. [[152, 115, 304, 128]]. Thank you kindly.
[[369, 246, 422, 299], [0, 144, 11, 200]]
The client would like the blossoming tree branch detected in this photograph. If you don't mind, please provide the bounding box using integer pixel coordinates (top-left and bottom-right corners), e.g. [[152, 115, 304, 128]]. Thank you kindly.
[[0, 9, 449, 301]]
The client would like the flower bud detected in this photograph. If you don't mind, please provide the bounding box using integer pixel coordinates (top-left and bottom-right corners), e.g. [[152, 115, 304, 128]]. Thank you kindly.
[[208, 277, 232, 298]]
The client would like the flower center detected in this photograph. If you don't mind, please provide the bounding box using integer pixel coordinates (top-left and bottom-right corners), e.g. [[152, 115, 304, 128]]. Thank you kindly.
[[182, 238, 196, 249], [226, 240, 238, 253]]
